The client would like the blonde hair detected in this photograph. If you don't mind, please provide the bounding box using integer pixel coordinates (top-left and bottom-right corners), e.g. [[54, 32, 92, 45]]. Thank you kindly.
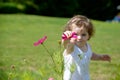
[[63, 15, 94, 40]]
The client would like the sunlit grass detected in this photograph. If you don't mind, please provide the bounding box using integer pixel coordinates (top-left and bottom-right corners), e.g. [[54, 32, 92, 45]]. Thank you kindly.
[[0, 14, 120, 80]]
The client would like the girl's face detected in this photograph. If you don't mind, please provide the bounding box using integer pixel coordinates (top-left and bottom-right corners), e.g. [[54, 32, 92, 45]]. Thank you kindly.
[[72, 24, 89, 46]]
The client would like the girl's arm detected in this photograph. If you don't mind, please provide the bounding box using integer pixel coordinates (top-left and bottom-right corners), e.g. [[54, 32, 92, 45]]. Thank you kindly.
[[62, 39, 74, 54], [91, 52, 111, 62], [62, 31, 76, 54]]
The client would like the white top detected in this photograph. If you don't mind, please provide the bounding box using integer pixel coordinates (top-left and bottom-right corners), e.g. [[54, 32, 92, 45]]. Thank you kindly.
[[63, 43, 92, 80]]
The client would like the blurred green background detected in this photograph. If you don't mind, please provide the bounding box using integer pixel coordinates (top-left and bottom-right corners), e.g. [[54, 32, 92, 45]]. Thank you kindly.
[[0, 14, 120, 80], [0, 0, 120, 80]]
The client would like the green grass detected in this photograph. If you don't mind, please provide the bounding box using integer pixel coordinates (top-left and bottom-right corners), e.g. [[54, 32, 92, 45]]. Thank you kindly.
[[0, 14, 120, 80]]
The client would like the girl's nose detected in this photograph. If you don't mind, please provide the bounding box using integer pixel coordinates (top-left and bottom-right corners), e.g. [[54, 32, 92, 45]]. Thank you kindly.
[[77, 36, 82, 40]]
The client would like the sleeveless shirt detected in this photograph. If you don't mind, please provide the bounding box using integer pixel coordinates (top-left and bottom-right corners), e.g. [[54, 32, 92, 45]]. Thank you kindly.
[[63, 43, 92, 80]]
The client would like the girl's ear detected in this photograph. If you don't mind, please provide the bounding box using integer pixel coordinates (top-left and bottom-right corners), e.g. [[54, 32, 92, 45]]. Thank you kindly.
[[88, 36, 90, 40]]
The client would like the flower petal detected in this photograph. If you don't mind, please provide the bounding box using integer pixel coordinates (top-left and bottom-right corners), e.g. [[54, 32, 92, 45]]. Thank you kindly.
[[34, 36, 47, 46], [34, 42, 39, 46], [62, 33, 68, 40]]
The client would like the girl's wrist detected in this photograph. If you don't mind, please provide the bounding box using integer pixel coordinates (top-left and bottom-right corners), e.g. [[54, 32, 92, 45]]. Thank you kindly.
[[70, 38, 76, 43], [99, 54, 105, 61], [99, 55, 103, 60], [96, 54, 103, 60]]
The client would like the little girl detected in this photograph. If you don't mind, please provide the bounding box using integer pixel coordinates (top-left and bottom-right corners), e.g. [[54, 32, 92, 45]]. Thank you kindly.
[[62, 15, 111, 80]]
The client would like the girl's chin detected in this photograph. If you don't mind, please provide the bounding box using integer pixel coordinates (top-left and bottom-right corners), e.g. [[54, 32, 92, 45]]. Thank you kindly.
[[76, 42, 86, 45]]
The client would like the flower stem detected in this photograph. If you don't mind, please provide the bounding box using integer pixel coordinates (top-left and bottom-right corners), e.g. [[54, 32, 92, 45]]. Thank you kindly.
[[42, 44, 56, 69]]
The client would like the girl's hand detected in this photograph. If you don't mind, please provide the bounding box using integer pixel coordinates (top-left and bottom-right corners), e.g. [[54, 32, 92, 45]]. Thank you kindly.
[[91, 53, 111, 62], [62, 31, 77, 43], [100, 54, 111, 62], [62, 31, 72, 40], [62, 31, 78, 51]]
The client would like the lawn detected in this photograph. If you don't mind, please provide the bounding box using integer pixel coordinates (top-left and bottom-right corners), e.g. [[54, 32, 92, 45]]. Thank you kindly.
[[0, 14, 120, 80]]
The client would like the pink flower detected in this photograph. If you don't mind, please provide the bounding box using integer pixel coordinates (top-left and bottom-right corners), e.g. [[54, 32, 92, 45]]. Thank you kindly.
[[62, 32, 77, 40], [48, 77, 54, 80], [71, 32, 77, 39], [34, 36, 47, 46]]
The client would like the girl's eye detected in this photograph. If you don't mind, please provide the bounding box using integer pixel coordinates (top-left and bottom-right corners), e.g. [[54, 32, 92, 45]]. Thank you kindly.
[[82, 34, 86, 36]]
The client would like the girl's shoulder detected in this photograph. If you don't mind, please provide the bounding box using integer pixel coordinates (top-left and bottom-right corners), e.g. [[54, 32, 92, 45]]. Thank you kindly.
[[86, 43, 93, 58], [86, 43, 92, 52]]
